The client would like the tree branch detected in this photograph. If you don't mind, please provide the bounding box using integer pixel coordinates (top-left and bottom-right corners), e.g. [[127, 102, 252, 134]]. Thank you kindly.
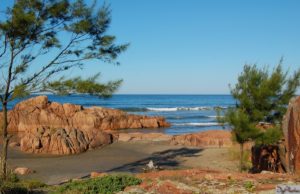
[[4, 42, 15, 102], [0, 34, 8, 58], [53, 56, 93, 65], [20, 34, 78, 87]]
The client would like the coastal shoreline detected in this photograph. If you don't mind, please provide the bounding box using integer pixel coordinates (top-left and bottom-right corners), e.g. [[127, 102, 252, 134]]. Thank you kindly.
[[7, 130, 235, 185]]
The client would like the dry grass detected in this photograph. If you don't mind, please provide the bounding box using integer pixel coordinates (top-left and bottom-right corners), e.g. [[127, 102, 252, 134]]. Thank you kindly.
[[227, 144, 252, 171]]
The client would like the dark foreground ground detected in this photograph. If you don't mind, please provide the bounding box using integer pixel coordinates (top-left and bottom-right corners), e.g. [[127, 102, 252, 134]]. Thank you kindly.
[[6, 141, 238, 185]]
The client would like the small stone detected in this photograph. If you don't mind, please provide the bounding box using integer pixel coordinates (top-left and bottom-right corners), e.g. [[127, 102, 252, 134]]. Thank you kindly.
[[287, 181, 296, 184], [9, 142, 20, 148], [123, 186, 145, 194], [204, 174, 214, 180], [14, 167, 34, 175], [260, 170, 274, 174]]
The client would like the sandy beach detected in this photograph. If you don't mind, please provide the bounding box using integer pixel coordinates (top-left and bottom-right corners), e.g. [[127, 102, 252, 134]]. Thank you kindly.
[[7, 141, 238, 185]]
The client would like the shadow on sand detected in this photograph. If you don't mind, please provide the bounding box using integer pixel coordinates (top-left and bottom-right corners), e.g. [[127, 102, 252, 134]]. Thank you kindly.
[[107, 147, 203, 173]]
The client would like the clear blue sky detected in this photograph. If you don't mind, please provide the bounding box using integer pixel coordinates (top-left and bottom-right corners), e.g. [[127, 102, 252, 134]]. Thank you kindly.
[[95, 0, 300, 94], [96, 0, 300, 94], [2, 1, 300, 94]]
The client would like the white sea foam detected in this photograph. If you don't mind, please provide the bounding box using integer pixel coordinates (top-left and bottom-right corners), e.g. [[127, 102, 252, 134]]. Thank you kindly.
[[146, 107, 178, 112], [146, 107, 211, 112], [174, 122, 221, 126], [207, 115, 224, 118]]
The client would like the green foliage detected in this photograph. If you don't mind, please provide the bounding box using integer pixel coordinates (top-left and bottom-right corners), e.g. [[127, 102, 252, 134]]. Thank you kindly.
[[222, 61, 300, 171], [0, 180, 46, 194], [53, 174, 142, 194], [20, 179, 46, 190], [224, 61, 300, 145], [0, 0, 128, 102], [225, 108, 260, 144], [5, 171, 19, 183], [243, 181, 255, 192], [255, 126, 283, 145], [0, 0, 127, 178], [11, 84, 30, 100], [0, 172, 45, 194], [0, 181, 28, 194], [230, 60, 300, 123], [46, 73, 122, 98]]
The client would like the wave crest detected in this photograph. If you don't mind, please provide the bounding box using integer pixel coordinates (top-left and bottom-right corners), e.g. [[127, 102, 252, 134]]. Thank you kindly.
[[120, 106, 229, 112], [174, 122, 222, 126]]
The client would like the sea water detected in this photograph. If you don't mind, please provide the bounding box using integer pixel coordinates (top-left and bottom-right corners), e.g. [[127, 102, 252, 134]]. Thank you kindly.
[[7, 94, 235, 135]]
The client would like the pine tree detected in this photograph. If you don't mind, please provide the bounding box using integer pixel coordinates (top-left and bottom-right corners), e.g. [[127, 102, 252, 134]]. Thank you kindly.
[[230, 60, 300, 124], [0, 0, 128, 179], [223, 60, 300, 171]]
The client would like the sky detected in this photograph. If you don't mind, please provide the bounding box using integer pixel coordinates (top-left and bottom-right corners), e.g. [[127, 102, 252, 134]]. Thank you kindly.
[[1, 0, 300, 94], [96, 0, 300, 94]]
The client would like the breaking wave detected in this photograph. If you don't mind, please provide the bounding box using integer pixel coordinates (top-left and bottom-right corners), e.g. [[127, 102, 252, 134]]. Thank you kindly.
[[120, 106, 229, 112], [173, 122, 222, 126]]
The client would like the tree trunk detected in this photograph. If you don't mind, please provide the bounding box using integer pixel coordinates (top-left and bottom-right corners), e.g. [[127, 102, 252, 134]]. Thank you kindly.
[[240, 143, 244, 172], [1, 102, 9, 179]]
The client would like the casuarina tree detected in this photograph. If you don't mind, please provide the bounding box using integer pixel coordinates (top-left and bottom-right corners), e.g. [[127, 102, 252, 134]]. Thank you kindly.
[[0, 0, 128, 179], [221, 60, 300, 171], [231, 59, 300, 124]]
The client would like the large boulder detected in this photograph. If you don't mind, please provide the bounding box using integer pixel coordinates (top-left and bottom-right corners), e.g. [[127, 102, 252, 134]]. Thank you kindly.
[[170, 130, 232, 148], [20, 127, 113, 154], [2, 96, 170, 154], [282, 96, 300, 174], [4, 96, 170, 133]]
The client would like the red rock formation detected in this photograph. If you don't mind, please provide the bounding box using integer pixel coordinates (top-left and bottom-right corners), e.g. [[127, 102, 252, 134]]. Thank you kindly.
[[170, 130, 232, 148], [282, 96, 300, 174], [2, 96, 170, 154], [5, 96, 169, 133], [130, 168, 296, 194], [20, 127, 113, 154]]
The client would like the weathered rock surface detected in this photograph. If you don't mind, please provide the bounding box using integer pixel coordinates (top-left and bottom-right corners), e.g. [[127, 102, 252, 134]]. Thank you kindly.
[[20, 127, 114, 154], [170, 130, 232, 148], [4, 96, 170, 133], [124, 168, 296, 194], [282, 96, 300, 174], [2, 96, 170, 154]]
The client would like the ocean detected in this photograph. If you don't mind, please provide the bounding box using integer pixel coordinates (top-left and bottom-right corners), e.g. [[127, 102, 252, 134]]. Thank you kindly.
[[7, 94, 235, 135]]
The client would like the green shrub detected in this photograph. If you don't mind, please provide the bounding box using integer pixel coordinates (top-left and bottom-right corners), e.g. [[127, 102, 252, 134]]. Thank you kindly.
[[0, 181, 28, 194], [54, 174, 142, 194], [243, 181, 255, 192], [255, 126, 283, 145], [1, 171, 19, 183], [0, 172, 46, 194], [20, 179, 46, 190]]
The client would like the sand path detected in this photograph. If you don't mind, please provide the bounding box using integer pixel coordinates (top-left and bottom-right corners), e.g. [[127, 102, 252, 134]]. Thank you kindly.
[[7, 141, 238, 185]]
